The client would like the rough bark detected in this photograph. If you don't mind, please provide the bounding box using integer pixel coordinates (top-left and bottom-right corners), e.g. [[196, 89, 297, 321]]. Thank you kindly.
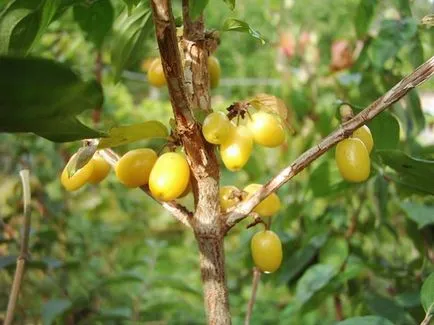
[[150, 1, 230, 323]]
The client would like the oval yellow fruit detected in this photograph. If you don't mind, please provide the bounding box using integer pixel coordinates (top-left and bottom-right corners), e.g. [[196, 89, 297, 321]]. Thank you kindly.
[[248, 111, 285, 147], [243, 183, 281, 217], [251, 230, 283, 273], [335, 138, 370, 182], [115, 149, 157, 188], [220, 125, 253, 171], [61, 155, 95, 191], [149, 152, 190, 201], [352, 125, 373, 154], [202, 111, 232, 145], [88, 155, 111, 184], [219, 185, 240, 212], [148, 58, 166, 88], [208, 56, 221, 89]]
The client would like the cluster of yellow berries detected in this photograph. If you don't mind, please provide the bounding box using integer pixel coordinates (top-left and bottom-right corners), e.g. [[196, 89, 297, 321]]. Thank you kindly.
[[147, 55, 221, 89], [335, 125, 373, 182], [61, 150, 191, 202], [202, 110, 285, 171], [220, 183, 282, 273]]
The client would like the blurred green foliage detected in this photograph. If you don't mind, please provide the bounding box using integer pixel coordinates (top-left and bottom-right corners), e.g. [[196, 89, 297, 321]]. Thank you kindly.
[[1, 0, 434, 324]]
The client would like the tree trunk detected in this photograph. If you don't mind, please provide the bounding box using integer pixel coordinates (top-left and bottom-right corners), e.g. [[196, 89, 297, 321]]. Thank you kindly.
[[196, 233, 231, 325]]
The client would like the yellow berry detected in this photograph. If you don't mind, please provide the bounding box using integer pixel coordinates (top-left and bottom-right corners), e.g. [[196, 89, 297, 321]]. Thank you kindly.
[[208, 56, 221, 89], [219, 185, 240, 212], [251, 230, 283, 273], [149, 152, 190, 201], [220, 125, 253, 171], [115, 149, 157, 188], [61, 154, 95, 191], [352, 125, 373, 154], [148, 58, 166, 88], [335, 138, 370, 182], [243, 183, 281, 217], [202, 111, 232, 145], [248, 111, 285, 147], [88, 155, 111, 184]]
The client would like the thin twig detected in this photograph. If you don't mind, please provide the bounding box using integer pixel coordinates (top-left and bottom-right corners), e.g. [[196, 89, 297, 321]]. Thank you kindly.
[[4, 169, 31, 325], [98, 149, 193, 228], [334, 294, 344, 321], [421, 313, 433, 325], [244, 267, 261, 325], [225, 56, 434, 231]]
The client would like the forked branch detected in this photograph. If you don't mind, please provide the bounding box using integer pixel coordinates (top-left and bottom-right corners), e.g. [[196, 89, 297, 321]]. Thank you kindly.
[[225, 56, 434, 231]]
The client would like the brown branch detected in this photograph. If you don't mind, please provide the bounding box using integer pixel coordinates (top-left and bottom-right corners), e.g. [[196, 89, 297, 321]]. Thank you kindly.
[[98, 149, 193, 228], [334, 294, 344, 321], [4, 170, 31, 325], [244, 267, 261, 325], [225, 55, 434, 231]]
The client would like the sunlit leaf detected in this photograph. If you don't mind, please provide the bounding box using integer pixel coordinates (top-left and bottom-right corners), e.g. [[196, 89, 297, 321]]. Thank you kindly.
[[221, 18, 265, 44], [98, 121, 168, 149], [319, 237, 349, 271], [221, 0, 235, 10], [421, 273, 434, 314], [421, 14, 434, 26]]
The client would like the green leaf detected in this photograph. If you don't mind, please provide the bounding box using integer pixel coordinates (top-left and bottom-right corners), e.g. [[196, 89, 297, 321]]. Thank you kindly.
[[73, 0, 114, 47], [377, 150, 434, 195], [98, 121, 168, 149], [66, 145, 98, 177], [122, 0, 141, 13], [42, 299, 72, 325], [354, 0, 377, 38], [369, 18, 418, 69], [400, 202, 434, 229], [336, 316, 394, 325], [421, 273, 434, 314], [111, 5, 153, 82], [308, 159, 351, 197], [99, 273, 145, 287], [189, 0, 208, 20], [0, 56, 104, 142], [318, 237, 349, 271], [221, 18, 265, 44], [405, 90, 425, 135], [0, 0, 41, 55], [365, 292, 417, 325], [295, 264, 337, 305], [0, 255, 16, 268], [369, 111, 400, 150]]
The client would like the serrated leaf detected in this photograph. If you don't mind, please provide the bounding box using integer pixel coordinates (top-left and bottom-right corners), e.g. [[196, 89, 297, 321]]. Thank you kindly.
[[421, 14, 434, 26], [221, 0, 235, 10], [111, 5, 153, 82], [319, 237, 349, 271], [221, 18, 265, 44], [377, 150, 434, 195], [336, 316, 394, 325], [189, 0, 208, 20], [42, 299, 72, 325], [66, 145, 97, 177], [0, 56, 104, 142], [400, 202, 434, 229], [421, 273, 434, 314], [98, 121, 168, 149], [73, 0, 114, 47], [355, 0, 377, 38]]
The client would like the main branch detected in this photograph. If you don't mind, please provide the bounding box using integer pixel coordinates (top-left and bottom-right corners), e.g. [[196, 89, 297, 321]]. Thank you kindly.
[[225, 56, 434, 230]]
